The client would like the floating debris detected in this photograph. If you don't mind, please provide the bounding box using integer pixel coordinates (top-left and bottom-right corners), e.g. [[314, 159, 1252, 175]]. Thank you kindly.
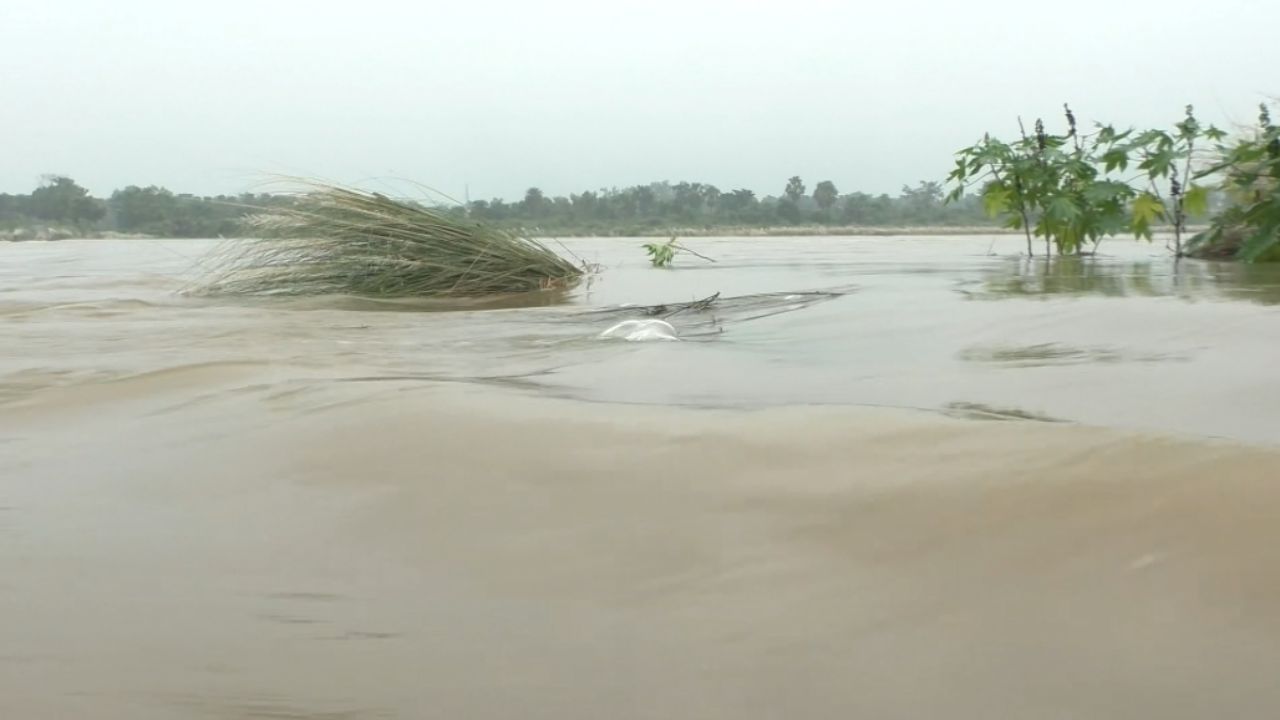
[[580, 286, 854, 339], [598, 319, 680, 342]]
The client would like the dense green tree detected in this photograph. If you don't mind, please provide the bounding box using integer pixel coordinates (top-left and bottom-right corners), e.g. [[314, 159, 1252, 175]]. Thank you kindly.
[[0, 193, 28, 227], [111, 185, 178, 233], [522, 187, 546, 217], [719, 188, 756, 214], [899, 181, 945, 224], [777, 200, 801, 224], [784, 176, 806, 203], [103, 186, 282, 237], [28, 176, 104, 225], [571, 190, 601, 220], [634, 185, 656, 216], [813, 180, 839, 211]]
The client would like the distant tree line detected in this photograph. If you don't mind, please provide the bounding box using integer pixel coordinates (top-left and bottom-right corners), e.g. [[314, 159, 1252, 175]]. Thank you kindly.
[[1, 176, 289, 238], [2, 174, 997, 239], [465, 177, 994, 233], [1, 176, 105, 229]]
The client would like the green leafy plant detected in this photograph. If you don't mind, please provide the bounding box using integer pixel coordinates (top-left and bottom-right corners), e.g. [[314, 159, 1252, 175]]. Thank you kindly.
[[948, 105, 1223, 258], [946, 127, 1039, 255], [1189, 103, 1280, 262], [643, 237, 678, 267], [1103, 105, 1223, 255], [947, 106, 1136, 256], [642, 236, 716, 268]]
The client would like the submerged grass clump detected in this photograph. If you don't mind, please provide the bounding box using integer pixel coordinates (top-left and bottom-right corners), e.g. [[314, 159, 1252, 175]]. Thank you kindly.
[[196, 181, 583, 298]]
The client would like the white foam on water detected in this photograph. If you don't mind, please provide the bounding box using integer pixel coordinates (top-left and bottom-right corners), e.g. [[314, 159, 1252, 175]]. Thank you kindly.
[[598, 319, 679, 342]]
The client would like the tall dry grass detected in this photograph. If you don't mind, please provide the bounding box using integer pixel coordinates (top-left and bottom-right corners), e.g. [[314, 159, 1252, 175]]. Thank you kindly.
[[196, 181, 582, 298]]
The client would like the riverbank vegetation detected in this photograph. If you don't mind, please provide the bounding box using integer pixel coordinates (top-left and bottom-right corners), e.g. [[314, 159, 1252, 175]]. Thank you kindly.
[[194, 182, 583, 298], [947, 101, 1280, 262], [1, 176, 999, 241], [0, 178, 289, 241], [1185, 104, 1280, 261]]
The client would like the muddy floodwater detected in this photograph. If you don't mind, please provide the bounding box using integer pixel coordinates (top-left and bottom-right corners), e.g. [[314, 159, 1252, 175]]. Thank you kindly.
[[3, 235, 1279, 719]]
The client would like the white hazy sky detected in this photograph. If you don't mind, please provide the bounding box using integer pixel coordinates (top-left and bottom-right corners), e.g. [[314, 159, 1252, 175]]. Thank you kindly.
[[3, 0, 1277, 200]]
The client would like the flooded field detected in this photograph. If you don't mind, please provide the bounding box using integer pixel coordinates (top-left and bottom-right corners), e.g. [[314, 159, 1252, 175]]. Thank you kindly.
[[3, 235, 1279, 719], [4, 236, 1279, 440]]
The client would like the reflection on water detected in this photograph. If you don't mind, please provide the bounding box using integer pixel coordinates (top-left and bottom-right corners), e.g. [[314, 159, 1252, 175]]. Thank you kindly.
[[969, 254, 1280, 304]]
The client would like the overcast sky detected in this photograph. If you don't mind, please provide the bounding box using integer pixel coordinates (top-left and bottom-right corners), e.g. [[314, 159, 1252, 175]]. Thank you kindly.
[[4, 0, 1277, 200]]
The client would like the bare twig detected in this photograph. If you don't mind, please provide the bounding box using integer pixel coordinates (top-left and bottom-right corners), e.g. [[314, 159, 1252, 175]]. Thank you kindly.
[[672, 242, 717, 263]]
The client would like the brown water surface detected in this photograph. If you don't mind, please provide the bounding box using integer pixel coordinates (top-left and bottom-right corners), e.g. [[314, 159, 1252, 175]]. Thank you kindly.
[[2, 236, 1279, 719]]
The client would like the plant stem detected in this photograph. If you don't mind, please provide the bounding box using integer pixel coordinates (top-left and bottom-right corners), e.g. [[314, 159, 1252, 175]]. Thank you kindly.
[[672, 243, 717, 263], [1176, 138, 1196, 258], [1007, 172, 1033, 257]]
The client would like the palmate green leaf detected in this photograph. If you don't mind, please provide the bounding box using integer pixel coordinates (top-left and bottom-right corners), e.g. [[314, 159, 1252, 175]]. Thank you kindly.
[[1063, 158, 1097, 180], [1102, 149, 1129, 173], [1132, 192, 1165, 224], [1102, 127, 1134, 145], [981, 183, 1012, 217], [1183, 184, 1210, 217], [1083, 180, 1134, 203], [1139, 148, 1177, 178], [1131, 192, 1165, 240], [1132, 129, 1164, 147], [1045, 196, 1080, 222], [1096, 211, 1131, 236]]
